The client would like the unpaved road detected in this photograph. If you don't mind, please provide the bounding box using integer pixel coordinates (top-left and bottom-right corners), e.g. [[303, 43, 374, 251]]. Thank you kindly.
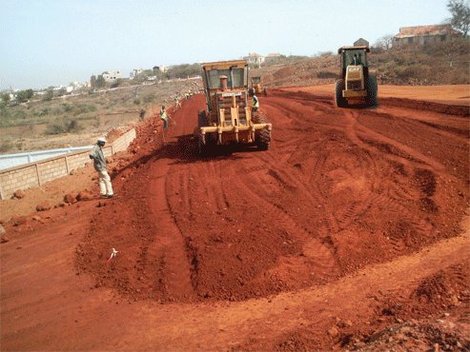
[[1, 88, 469, 351]]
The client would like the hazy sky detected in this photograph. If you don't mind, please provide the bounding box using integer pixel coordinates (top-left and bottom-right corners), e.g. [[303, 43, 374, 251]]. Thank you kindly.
[[1, 0, 449, 90]]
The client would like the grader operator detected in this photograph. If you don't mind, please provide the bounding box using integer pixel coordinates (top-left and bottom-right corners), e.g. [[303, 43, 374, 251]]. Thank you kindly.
[[335, 45, 378, 107], [196, 60, 272, 154]]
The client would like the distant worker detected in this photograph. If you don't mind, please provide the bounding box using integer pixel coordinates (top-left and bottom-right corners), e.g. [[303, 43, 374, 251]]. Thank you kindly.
[[174, 96, 181, 109], [160, 105, 170, 129], [250, 88, 259, 112], [89, 137, 114, 198], [139, 108, 146, 120]]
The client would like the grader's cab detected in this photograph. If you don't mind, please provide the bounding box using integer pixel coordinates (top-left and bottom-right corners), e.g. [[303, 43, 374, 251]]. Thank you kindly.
[[196, 60, 272, 154], [251, 76, 267, 96], [335, 46, 378, 107]]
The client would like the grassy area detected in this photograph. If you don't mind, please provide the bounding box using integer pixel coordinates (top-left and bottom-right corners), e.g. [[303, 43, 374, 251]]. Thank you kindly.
[[0, 80, 201, 153]]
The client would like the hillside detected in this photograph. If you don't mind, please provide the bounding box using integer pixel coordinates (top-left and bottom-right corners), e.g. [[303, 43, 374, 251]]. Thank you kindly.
[[253, 38, 470, 88], [0, 79, 200, 154]]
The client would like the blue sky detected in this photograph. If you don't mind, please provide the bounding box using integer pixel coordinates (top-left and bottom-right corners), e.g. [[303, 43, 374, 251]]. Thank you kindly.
[[0, 0, 449, 90]]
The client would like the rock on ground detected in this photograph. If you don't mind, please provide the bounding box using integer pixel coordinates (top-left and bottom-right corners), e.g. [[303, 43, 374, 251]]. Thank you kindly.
[[13, 190, 26, 199], [64, 193, 78, 204], [36, 201, 52, 212]]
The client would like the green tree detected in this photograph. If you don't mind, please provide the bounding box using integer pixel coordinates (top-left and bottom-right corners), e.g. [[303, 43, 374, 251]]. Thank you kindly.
[[57, 88, 67, 97], [1, 93, 10, 105], [90, 75, 97, 88], [110, 78, 123, 88], [166, 63, 201, 79], [447, 0, 470, 36], [42, 89, 53, 101], [96, 75, 106, 88], [16, 89, 34, 103]]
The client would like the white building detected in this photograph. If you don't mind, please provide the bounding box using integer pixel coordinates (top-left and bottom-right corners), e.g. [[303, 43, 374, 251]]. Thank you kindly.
[[130, 68, 144, 79], [243, 52, 265, 66], [153, 65, 167, 73], [102, 70, 121, 81]]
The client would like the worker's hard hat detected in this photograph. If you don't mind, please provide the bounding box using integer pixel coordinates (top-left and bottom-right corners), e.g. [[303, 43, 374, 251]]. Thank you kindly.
[[97, 137, 106, 143]]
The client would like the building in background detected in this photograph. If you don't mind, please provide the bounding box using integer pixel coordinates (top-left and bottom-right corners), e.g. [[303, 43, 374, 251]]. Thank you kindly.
[[393, 24, 458, 47], [243, 52, 265, 67], [354, 38, 369, 47], [102, 70, 121, 82]]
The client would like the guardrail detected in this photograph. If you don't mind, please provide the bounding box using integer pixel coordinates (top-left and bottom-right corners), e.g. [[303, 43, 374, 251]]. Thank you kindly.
[[0, 146, 94, 170], [0, 129, 136, 200]]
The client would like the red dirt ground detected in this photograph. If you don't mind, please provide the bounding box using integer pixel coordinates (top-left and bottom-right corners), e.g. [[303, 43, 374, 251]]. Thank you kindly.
[[1, 88, 469, 351]]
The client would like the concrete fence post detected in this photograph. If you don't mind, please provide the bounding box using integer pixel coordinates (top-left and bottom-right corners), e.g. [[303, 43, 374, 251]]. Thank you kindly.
[[65, 155, 70, 174], [35, 163, 41, 186]]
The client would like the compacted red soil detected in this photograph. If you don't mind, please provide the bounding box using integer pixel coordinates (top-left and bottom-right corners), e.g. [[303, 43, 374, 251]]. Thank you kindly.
[[1, 88, 469, 351]]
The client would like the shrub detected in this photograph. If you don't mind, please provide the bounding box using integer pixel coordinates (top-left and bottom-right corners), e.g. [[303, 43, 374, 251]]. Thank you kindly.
[[37, 108, 50, 117], [317, 71, 338, 79], [45, 119, 82, 135], [62, 103, 73, 113], [0, 140, 13, 152], [143, 94, 155, 103], [42, 89, 53, 101], [16, 89, 34, 103]]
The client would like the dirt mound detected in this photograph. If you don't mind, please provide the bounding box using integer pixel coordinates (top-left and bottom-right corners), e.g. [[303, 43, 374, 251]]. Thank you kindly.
[[349, 321, 469, 351], [76, 91, 469, 306], [412, 262, 469, 314], [382, 97, 470, 117]]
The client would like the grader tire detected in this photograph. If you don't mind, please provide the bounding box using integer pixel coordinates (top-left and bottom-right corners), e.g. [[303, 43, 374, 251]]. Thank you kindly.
[[335, 79, 348, 108], [366, 75, 378, 107], [258, 129, 270, 150], [253, 113, 271, 150]]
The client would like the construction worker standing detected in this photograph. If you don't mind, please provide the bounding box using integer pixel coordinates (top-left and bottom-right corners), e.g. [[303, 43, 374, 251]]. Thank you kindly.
[[89, 137, 114, 198], [250, 88, 259, 112], [160, 105, 170, 129], [139, 108, 146, 120]]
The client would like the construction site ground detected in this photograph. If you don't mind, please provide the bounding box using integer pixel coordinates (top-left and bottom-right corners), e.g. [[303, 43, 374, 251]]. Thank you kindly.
[[1, 85, 469, 351]]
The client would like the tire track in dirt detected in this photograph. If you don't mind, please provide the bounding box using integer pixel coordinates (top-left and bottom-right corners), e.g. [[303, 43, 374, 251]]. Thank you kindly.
[[147, 160, 195, 302], [262, 98, 382, 239], [224, 158, 339, 284], [263, 91, 461, 269], [76, 90, 468, 304], [343, 110, 445, 173]]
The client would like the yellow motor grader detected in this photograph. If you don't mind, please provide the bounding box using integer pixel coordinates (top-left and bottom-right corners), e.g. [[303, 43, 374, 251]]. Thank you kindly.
[[335, 45, 378, 107], [196, 60, 272, 154]]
